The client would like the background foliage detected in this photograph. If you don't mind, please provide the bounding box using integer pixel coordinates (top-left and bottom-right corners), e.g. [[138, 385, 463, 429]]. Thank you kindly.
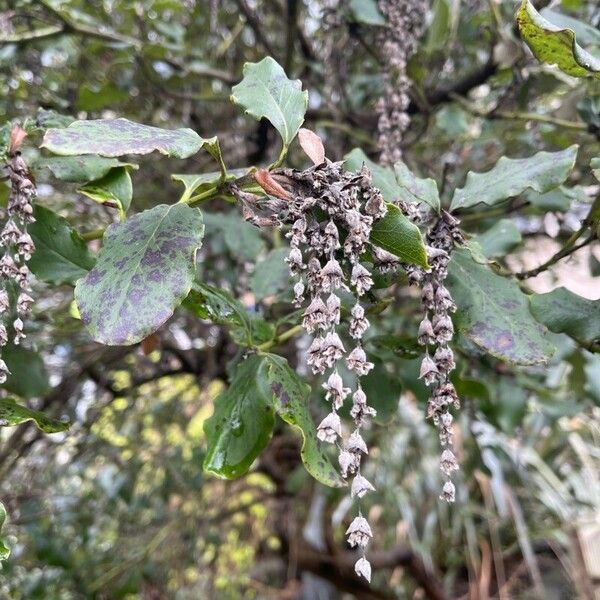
[[0, 0, 599, 598]]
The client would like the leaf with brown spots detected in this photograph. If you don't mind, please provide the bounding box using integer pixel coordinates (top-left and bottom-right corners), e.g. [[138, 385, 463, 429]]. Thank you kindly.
[[446, 248, 555, 365], [263, 353, 345, 488], [75, 204, 204, 345]]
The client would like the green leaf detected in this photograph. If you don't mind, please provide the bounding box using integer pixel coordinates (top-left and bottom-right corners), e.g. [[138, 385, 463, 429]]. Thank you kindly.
[[450, 145, 578, 211], [0, 502, 9, 561], [344, 149, 440, 211], [28, 205, 96, 285], [446, 248, 555, 365], [203, 212, 265, 261], [34, 155, 136, 184], [475, 219, 522, 258], [370, 204, 429, 269], [526, 185, 587, 211], [262, 353, 345, 487], [41, 118, 205, 159], [78, 166, 134, 214], [35, 108, 75, 129], [344, 148, 401, 202], [250, 248, 290, 301], [172, 168, 250, 201], [183, 283, 274, 346], [517, 0, 600, 79], [231, 57, 308, 148], [530, 287, 600, 344], [0, 397, 68, 433], [2, 344, 50, 399], [348, 0, 385, 25], [75, 204, 204, 345], [394, 160, 441, 212], [540, 8, 600, 47], [203, 354, 275, 480]]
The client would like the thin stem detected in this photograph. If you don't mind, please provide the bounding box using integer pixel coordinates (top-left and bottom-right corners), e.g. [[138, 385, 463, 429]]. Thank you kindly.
[[183, 185, 219, 206], [458, 201, 528, 223], [81, 228, 105, 241], [256, 324, 303, 352], [516, 232, 593, 279], [450, 93, 588, 131]]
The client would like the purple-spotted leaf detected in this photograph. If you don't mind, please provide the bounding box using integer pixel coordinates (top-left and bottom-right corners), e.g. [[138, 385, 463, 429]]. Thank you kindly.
[[446, 248, 555, 365], [41, 118, 205, 159], [75, 204, 204, 345]]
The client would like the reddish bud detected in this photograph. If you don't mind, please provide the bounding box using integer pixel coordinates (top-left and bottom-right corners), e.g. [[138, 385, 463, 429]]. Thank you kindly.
[[254, 169, 290, 200]]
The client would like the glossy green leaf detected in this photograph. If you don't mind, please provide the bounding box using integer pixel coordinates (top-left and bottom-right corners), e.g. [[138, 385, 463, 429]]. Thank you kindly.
[[0, 502, 9, 561], [34, 155, 136, 184], [394, 160, 441, 212], [42, 118, 205, 159], [451, 145, 578, 210], [231, 57, 308, 148], [75, 204, 204, 345], [28, 205, 96, 285], [370, 204, 429, 269], [2, 344, 51, 399], [250, 248, 290, 301], [0, 397, 68, 433], [530, 287, 600, 344], [262, 353, 344, 487], [78, 166, 134, 213], [203, 354, 275, 479], [348, 0, 385, 25], [446, 248, 555, 365], [183, 283, 274, 345], [475, 219, 522, 258], [517, 0, 600, 78], [344, 148, 401, 202]]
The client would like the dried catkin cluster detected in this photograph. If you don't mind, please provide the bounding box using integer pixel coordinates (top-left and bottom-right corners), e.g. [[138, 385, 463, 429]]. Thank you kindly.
[[243, 159, 388, 581], [376, 0, 428, 164], [0, 129, 36, 383], [411, 211, 464, 501]]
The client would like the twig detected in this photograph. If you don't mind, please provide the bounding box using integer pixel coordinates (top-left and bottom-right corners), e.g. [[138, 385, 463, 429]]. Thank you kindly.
[[516, 232, 594, 280], [450, 92, 588, 131]]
